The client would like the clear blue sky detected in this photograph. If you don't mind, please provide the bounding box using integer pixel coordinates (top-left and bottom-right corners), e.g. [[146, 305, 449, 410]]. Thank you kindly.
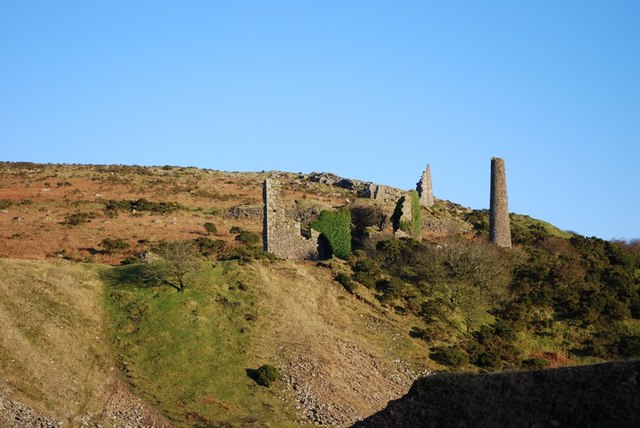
[[1, 1, 638, 239]]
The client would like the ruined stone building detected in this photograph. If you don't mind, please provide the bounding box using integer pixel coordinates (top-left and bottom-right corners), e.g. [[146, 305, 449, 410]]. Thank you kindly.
[[416, 164, 434, 207], [489, 157, 512, 248], [263, 157, 514, 260], [262, 179, 325, 260]]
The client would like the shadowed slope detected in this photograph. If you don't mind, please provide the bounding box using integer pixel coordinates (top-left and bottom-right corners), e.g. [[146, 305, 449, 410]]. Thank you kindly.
[[355, 360, 640, 428]]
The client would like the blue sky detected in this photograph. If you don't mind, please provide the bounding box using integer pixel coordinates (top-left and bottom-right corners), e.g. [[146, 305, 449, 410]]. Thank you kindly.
[[1, 1, 638, 239]]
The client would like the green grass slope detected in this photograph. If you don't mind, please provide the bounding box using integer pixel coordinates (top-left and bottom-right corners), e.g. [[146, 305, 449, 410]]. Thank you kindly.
[[101, 259, 431, 427], [102, 261, 302, 427]]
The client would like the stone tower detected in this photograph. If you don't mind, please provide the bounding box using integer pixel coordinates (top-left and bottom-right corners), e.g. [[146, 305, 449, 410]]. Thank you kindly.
[[489, 157, 512, 248], [262, 179, 279, 253], [416, 164, 434, 207]]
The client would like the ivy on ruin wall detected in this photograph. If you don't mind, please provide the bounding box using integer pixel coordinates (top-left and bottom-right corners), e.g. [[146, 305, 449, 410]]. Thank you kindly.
[[311, 208, 352, 259], [409, 189, 422, 237]]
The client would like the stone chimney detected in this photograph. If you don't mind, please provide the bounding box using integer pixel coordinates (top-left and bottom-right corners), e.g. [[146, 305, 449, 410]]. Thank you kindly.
[[489, 157, 512, 248], [417, 164, 434, 208]]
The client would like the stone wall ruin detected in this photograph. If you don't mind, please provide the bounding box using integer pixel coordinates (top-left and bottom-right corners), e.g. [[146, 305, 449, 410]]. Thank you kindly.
[[262, 179, 321, 260], [416, 164, 434, 208], [262, 157, 515, 260]]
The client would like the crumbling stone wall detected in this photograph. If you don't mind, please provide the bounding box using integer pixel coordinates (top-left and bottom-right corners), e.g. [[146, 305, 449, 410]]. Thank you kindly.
[[391, 194, 414, 238], [368, 184, 405, 203], [416, 164, 434, 207], [263, 179, 319, 259], [489, 157, 512, 248]]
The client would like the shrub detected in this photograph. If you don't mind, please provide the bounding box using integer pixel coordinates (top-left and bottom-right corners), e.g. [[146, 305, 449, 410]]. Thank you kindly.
[[104, 198, 184, 215], [218, 246, 278, 264], [348, 250, 383, 288], [350, 205, 387, 234], [618, 334, 640, 358], [0, 199, 13, 209], [521, 358, 551, 370], [203, 222, 217, 234], [235, 230, 261, 246], [253, 364, 280, 387], [431, 345, 469, 368], [193, 237, 226, 256], [100, 238, 131, 255], [311, 208, 352, 259], [463, 209, 490, 236], [63, 212, 98, 226]]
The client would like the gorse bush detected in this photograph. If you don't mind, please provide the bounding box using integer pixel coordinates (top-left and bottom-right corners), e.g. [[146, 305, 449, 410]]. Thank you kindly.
[[235, 230, 261, 246], [217, 246, 278, 264], [203, 222, 218, 234], [62, 212, 98, 226], [100, 238, 131, 255], [193, 237, 226, 257], [431, 345, 469, 368], [252, 364, 280, 387], [104, 198, 184, 215]]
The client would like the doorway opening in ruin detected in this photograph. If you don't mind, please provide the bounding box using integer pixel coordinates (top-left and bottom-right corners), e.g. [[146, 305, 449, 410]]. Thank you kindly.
[[317, 234, 333, 260]]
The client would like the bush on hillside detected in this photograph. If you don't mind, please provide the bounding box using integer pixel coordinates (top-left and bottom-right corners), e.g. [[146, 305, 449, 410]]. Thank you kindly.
[[218, 246, 278, 264], [235, 230, 261, 246], [62, 212, 99, 226], [203, 222, 218, 234], [193, 237, 226, 257], [100, 238, 131, 255], [104, 198, 184, 215], [431, 345, 469, 368], [250, 364, 280, 387]]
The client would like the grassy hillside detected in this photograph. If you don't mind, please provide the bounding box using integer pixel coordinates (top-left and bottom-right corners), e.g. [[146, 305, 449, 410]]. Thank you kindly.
[[0, 259, 113, 425], [102, 258, 430, 427], [1, 162, 639, 427], [0, 259, 169, 427]]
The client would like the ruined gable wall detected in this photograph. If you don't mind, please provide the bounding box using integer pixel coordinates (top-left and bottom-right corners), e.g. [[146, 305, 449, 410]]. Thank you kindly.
[[417, 164, 434, 207], [263, 179, 318, 260]]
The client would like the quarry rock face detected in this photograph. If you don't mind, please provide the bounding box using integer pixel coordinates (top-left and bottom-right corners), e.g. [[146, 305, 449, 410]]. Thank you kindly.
[[489, 157, 512, 248]]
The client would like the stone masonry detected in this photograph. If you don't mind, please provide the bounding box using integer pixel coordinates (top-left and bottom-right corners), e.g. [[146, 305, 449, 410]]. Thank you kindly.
[[263, 179, 319, 260], [489, 157, 512, 248], [392, 194, 413, 238], [368, 183, 405, 204], [416, 164, 434, 207]]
